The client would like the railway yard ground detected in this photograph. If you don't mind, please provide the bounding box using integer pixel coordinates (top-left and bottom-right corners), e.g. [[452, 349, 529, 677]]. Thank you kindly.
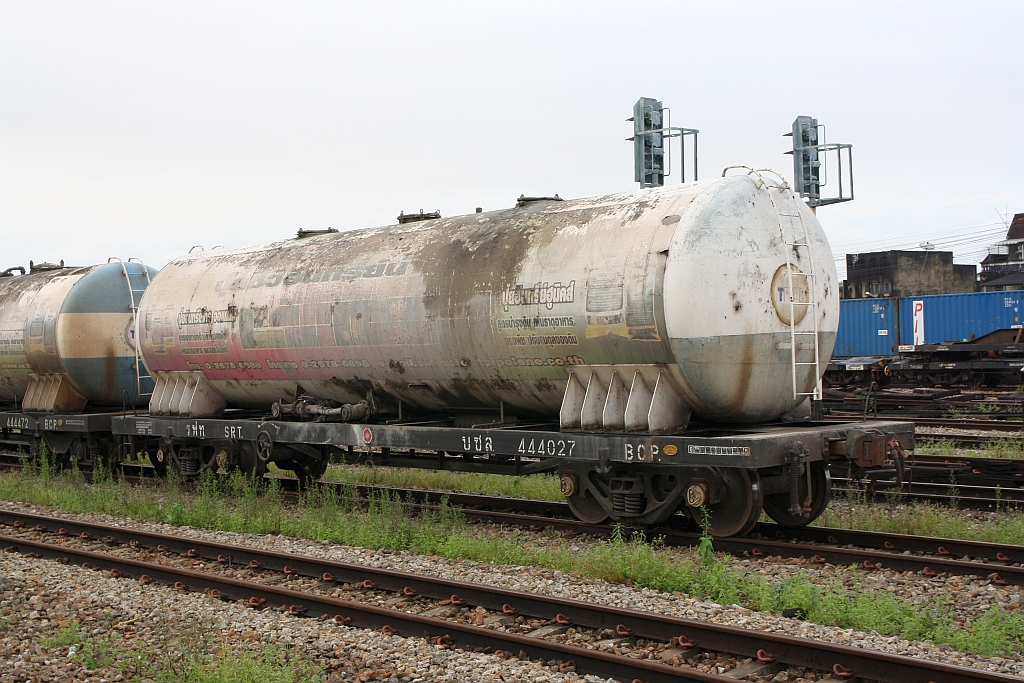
[[4, 456, 1024, 682]]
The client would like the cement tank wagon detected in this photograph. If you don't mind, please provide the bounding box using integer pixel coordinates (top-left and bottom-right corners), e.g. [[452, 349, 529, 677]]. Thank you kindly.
[[0, 260, 158, 411], [140, 170, 838, 431]]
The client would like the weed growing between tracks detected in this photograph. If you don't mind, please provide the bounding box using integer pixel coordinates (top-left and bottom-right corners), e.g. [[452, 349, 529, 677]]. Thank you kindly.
[[917, 435, 1024, 459], [819, 488, 1024, 545], [318, 462, 1024, 547], [4, 465, 1024, 657], [32, 618, 320, 681], [311, 463, 564, 501]]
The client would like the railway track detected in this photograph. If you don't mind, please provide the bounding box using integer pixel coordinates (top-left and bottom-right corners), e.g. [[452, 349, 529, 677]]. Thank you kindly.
[[917, 433, 1022, 448], [421, 503, 1024, 586], [825, 414, 1024, 431], [0, 510, 1014, 683], [5, 472, 1024, 586], [5, 450, 1024, 580]]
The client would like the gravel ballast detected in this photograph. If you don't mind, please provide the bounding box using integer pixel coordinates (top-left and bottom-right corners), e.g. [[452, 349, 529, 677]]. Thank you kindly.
[[0, 550, 615, 682], [1, 501, 1023, 679]]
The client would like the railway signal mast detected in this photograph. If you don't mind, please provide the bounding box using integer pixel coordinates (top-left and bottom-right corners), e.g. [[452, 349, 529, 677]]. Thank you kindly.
[[785, 116, 854, 210], [627, 97, 699, 188]]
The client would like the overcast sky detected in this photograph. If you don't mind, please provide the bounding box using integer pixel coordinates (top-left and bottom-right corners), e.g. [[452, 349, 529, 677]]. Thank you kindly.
[[2, 2, 1022, 280]]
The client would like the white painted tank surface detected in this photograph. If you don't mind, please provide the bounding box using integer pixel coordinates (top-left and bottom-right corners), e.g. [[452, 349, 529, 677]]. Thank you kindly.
[[139, 172, 838, 424]]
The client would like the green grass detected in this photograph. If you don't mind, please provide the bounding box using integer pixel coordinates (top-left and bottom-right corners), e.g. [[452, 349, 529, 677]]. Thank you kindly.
[[41, 621, 88, 648], [915, 438, 960, 456], [916, 435, 1024, 460], [35, 618, 318, 680], [5, 466, 1024, 657], [818, 493, 1024, 545], [312, 462, 564, 500], [153, 647, 320, 683]]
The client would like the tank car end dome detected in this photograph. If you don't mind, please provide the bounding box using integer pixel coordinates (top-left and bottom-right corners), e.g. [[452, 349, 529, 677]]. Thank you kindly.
[[663, 173, 838, 422]]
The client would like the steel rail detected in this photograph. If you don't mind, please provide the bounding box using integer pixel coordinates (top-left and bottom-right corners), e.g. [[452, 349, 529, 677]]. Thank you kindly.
[[0, 535, 722, 683], [4, 460, 1024, 576], [831, 479, 1024, 508], [825, 415, 1024, 431], [752, 522, 1024, 564], [651, 530, 1024, 586], [0, 521, 1015, 683], [9, 467, 1021, 581], [917, 434, 1008, 448]]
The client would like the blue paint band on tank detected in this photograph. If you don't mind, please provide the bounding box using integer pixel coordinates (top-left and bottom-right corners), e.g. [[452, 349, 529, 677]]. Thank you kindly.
[[56, 261, 158, 406], [61, 263, 158, 314], [61, 356, 154, 406]]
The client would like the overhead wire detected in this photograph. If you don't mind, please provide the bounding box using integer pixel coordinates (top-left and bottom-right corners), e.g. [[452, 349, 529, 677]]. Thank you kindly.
[[831, 221, 1006, 257], [832, 219, 1013, 282], [831, 220, 1009, 280]]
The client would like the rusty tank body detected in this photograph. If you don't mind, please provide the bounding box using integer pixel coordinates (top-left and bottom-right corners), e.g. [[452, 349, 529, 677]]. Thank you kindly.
[[0, 261, 158, 411], [140, 171, 838, 430]]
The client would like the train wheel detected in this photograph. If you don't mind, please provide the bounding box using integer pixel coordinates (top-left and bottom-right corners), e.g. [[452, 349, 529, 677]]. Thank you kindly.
[[560, 468, 610, 524], [298, 457, 328, 485], [68, 438, 88, 469], [565, 490, 610, 525], [693, 469, 763, 538], [236, 441, 267, 481], [763, 462, 831, 527]]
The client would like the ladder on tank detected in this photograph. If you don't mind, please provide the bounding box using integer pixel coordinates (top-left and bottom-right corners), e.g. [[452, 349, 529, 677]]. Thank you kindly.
[[772, 183, 823, 405], [734, 168, 823, 406], [109, 257, 153, 407]]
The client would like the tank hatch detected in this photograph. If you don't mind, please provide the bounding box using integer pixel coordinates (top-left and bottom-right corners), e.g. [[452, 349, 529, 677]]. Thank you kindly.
[[516, 194, 562, 207], [397, 210, 441, 224], [296, 227, 339, 239], [29, 260, 65, 273]]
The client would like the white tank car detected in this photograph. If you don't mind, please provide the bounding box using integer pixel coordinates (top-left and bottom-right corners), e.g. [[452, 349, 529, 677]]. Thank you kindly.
[[139, 170, 838, 431]]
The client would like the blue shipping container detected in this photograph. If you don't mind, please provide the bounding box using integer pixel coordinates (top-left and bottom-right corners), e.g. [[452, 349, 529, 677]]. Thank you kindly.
[[834, 298, 897, 358], [898, 291, 1024, 345]]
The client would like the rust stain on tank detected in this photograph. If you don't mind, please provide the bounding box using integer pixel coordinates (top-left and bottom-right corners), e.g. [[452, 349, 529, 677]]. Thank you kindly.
[[412, 215, 538, 316], [535, 377, 556, 394], [103, 340, 117, 401], [487, 376, 519, 393], [730, 337, 755, 415]]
